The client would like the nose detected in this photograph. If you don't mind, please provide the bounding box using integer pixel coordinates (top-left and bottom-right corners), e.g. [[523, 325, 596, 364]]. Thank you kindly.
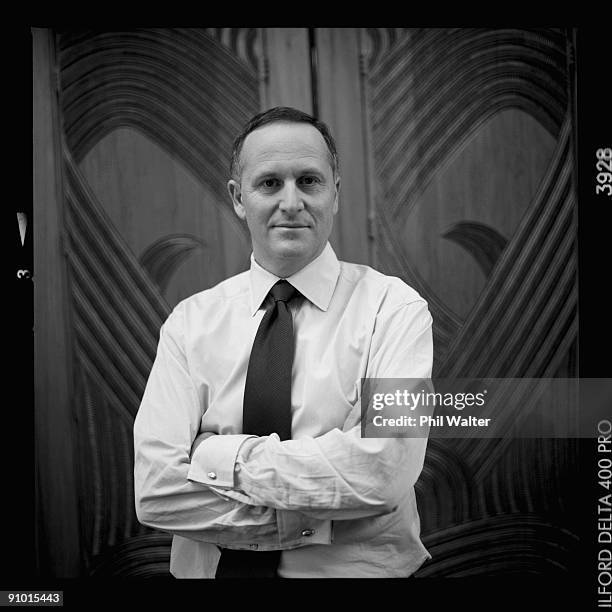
[[278, 182, 304, 213]]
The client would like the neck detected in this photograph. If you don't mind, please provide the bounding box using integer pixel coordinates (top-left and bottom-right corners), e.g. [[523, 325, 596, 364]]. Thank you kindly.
[[254, 246, 325, 279], [254, 257, 307, 279]]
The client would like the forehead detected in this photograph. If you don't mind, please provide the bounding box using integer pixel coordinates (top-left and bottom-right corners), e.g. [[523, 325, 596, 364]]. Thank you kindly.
[[239, 122, 331, 175]]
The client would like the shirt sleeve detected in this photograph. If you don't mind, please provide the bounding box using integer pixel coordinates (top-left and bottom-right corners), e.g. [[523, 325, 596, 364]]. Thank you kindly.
[[194, 298, 433, 521], [133, 305, 331, 549]]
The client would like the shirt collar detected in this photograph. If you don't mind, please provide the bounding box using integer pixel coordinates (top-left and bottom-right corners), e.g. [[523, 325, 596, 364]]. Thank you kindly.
[[248, 242, 340, 316]]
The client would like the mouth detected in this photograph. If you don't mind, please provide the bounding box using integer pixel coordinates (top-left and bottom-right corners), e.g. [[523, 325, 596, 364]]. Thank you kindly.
[[273, 224, 310, 229]]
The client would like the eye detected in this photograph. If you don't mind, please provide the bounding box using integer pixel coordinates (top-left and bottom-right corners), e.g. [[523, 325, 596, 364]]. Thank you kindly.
[[260, 178, 280, 189], [299, 176, 320, 186]]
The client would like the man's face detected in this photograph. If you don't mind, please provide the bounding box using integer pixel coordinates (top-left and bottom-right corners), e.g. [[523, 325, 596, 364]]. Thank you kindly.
[[228, 121, 340, 277]]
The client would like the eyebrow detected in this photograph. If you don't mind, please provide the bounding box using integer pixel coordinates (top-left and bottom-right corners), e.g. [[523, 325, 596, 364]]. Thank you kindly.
[[251, 166, 326, 183]]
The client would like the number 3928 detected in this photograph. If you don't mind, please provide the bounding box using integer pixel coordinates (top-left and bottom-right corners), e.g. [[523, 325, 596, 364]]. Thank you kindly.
[[596, 148, 612, 196]]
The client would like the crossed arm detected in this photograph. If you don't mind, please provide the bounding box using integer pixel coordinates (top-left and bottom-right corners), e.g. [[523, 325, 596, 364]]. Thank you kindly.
[[133, 299, 433, 548]]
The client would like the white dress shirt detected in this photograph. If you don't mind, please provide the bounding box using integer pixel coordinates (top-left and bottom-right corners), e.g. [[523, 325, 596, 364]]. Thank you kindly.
[[134, 242, 433, 578]]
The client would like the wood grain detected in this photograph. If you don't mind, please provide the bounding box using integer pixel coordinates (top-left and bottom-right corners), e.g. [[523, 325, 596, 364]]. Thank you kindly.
[[79, 128, 251, 307], [316, 28, 370, 266], [262, 28, 312, 113], [55, 28, 263, 571], [32, 27, 81, 577]]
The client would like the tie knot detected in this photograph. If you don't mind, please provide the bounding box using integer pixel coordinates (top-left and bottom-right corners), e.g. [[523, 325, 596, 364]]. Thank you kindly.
[[270, 280, 296, 303]]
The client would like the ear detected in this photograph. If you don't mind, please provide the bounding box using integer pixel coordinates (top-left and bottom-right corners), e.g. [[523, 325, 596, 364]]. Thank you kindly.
[[332, 175, 341, 215], [228, 179, 246, 220]]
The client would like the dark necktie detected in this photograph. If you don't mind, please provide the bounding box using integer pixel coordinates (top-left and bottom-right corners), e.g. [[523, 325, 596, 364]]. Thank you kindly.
[[242, 280, 296, 441], [215, 280, 297, 578]]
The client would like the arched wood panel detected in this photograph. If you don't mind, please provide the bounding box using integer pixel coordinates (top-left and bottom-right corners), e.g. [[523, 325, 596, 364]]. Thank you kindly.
[[54, 28, 264, 575], [361, 27, 578, 577]]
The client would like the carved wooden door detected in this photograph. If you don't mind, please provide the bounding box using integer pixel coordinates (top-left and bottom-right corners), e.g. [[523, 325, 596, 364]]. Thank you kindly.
[[33, 27, 578, 577]]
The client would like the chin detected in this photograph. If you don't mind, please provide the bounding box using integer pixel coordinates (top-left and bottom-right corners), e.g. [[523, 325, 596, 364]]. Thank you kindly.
[[275, 245, 311, 262], [272, 237, 312, 258], [255, 237, 324, 275], [267, 242, 319, 275]]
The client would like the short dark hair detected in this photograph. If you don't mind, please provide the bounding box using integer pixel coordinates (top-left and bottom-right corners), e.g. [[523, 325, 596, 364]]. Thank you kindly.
[[229, 106, 339, 180]]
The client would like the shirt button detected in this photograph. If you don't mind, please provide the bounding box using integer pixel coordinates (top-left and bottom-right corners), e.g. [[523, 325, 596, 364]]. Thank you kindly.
[[301, 529, 315, 537], [207, 471, 217, 480], [249, 544, 258, 550]]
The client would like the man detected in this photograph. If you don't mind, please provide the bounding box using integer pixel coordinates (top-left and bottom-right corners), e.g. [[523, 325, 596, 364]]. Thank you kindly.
[[134, 106, 433, 578]]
